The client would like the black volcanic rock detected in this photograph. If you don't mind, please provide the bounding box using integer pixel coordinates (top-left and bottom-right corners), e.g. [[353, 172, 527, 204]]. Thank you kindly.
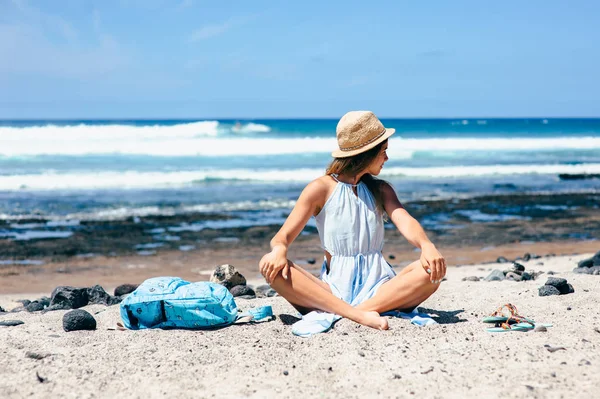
[[114, 284, 138, 297], [230, 285, 256, 298], [539, 286, 561, 296], [593, 250, 600, 266], [545, 277, 568, 289], [50, 286, 88, 310], [63, 309, 96, 332], [558, 283, 575, 295], [0, 320, 24, 327], [87, 285, 119, 306]]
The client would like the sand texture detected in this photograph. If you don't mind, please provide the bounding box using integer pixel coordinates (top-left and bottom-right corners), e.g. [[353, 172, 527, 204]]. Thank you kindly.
[[1, 253, 599, 398]]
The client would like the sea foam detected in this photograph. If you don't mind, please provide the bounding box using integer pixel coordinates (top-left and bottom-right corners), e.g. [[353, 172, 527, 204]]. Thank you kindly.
[[2, 163, 600, 191], [1, 120, 600, 157]]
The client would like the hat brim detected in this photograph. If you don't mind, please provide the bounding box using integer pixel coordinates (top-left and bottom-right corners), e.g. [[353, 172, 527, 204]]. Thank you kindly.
[[331, 128, 396, 158]]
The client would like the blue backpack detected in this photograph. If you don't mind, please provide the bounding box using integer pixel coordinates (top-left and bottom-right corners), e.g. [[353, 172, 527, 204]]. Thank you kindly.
[[120, 277, 273, 330]]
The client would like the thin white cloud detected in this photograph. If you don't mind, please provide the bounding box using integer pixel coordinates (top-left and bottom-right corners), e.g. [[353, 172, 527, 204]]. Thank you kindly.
[[10, 0, 77, 42], [177, 0, 194, 10], [189, 15, 254, 42], [0, 23, 130, 80], [92, 8, 101, 35], [0, 3, 130, 81]]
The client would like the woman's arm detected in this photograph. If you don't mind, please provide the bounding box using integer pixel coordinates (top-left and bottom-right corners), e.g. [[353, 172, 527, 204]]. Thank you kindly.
[[381, 182, 446, 282], [259, 179, 327, 284]]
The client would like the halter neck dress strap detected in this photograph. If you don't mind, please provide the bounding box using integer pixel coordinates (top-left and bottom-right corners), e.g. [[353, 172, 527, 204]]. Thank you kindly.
[[330, 173, 358, 187]]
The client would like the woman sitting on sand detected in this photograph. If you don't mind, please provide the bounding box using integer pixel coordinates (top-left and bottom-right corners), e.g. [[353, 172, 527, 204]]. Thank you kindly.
[[259, 111, 446, 333]]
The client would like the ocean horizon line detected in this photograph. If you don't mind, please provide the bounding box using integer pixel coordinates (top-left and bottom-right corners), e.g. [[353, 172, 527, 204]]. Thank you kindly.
[[2, 116, 600, 122]]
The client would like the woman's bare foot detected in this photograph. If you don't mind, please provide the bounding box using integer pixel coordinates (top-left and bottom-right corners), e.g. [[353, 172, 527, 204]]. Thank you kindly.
[[360, 310, 389, 330]]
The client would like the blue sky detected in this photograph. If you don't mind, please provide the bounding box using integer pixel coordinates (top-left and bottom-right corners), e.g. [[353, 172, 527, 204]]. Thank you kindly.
[[1, 0, 599, 118]]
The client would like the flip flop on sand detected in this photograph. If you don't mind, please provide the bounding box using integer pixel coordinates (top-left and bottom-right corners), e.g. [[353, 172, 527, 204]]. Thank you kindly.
[[483, 303, 534, 325], [483, 303, 551, 333], [487, 322, 535, 332]]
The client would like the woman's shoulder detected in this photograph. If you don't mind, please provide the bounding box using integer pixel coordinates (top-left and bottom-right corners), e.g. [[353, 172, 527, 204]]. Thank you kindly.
[[299, 175, 337, 206], [304, 175, 335, 194]]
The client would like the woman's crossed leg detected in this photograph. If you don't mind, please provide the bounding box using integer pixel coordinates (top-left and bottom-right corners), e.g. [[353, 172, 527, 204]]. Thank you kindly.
[[266, 260, 440, 330]]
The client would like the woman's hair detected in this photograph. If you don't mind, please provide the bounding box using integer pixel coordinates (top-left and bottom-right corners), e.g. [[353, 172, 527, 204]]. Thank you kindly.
[[325, 140, 389, 216]]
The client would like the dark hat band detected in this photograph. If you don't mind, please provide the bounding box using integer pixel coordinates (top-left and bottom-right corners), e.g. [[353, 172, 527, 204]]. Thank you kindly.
[[339, 128, 387, 152]]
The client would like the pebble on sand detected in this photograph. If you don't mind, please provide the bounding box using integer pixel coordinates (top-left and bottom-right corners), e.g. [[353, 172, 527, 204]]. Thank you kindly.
[[230, 285, 256, 298], [63, 309, 97, 332], [0, 320, 24, 327], [114, 284, 139, 297]]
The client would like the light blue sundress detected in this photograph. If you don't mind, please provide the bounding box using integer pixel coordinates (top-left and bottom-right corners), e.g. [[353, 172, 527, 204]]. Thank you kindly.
[[291, 174, 397, 336]]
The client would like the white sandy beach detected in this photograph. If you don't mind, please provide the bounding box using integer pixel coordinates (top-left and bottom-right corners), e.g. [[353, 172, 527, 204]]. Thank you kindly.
[[1, 253, 599, 399]]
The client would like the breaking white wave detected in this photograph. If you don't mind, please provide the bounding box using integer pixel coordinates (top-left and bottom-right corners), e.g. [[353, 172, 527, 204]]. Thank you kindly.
[[2, 163, 600, 191], [230, 122, 271, 134], [1, 122, 599, 157]]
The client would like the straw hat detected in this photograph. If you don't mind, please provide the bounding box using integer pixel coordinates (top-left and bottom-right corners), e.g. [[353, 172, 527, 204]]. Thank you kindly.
[[331, 111, 395, 158]]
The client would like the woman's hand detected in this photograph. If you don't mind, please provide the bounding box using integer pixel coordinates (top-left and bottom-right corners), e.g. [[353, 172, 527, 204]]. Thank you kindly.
[[259, 245, 290, 285], [419, 242, 446, 284]]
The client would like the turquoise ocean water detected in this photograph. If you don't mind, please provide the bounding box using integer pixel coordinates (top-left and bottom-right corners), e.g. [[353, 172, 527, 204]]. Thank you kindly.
[[0, 118, 599, 225]]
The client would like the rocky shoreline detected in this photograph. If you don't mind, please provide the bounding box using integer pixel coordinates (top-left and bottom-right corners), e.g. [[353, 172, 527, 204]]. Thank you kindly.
[[1, 191, 598, 262], [1, 191, 598, 295]]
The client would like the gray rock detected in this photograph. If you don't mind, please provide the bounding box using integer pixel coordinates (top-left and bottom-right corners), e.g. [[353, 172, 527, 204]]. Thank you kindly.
[[41, 304, 70, 313], [462, 276, 480, 282], [523, 253, 532, 261], [210, 264, 246, 289], [26, 301, 46, 312], [496, 256, 509, 263], [10, 306, 26, 313], [547, 271, 556, 275], [0, 305, 5, 313], [573, 267, 591, 274], [0, 320, 24, 327], [63, 309, 96, 332], [503, 269, 518, 276], [16, 299, 31, 306], [505, 272, 522, 282], [50, 286, 88, 309], [558, 283, 575, 295], [230, 285, 256, 298], [255, 284, 272, 297], [545, 277, 568, 289], [25, 297, 51, 312], [539, 285, 561, 296], [593, 250, 600, 266], [485, 269, 505, 281], [110, 295, 124, 304], [87, 285, 120, 306], [590, 266, 600, 274], [255, 284, 278, 297], [521, 272, 534, 281], [578, 258, 593, 268], [26, 351, 49, 360], [114, 284, 138, 297], [512, 262, 526, 272]]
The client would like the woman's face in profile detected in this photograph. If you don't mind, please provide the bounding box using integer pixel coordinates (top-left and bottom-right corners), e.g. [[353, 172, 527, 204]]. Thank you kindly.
[[366, 142, 389, 176]]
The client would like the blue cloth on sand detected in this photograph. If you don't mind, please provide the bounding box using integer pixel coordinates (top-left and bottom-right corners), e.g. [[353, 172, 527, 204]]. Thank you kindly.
[[292, 308, 437, 338]]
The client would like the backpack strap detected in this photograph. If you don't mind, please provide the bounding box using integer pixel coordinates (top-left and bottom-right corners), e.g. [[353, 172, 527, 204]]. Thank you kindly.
[[234, 305, 274, 324]]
